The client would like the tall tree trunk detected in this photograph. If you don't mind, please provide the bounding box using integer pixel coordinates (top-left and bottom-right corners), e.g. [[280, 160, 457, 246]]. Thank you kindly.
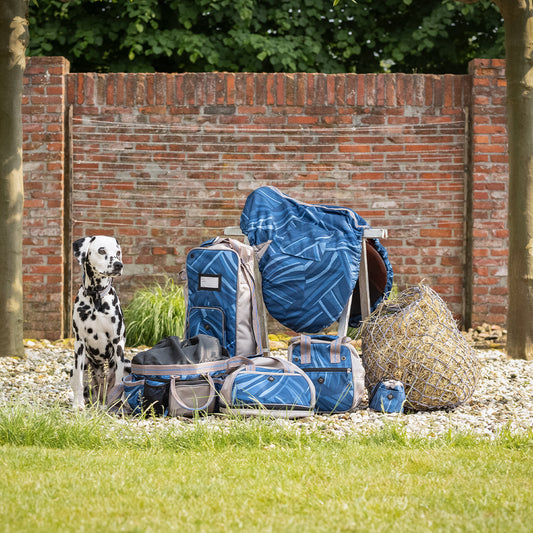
[[498, 0, 533, 360], [0, 0, 28, 358]]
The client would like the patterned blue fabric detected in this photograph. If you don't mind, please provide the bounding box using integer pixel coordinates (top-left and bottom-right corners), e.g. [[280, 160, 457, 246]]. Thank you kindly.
[[240, 186, 393, 332], [123, 375, 170, 416], [231, 368, 313, 409], [186, 244, 239, 356], [369, 381, 406, 413], [288, 335, 364, 413], [123, 375, 145, 414], [187, 307, 226, 347]]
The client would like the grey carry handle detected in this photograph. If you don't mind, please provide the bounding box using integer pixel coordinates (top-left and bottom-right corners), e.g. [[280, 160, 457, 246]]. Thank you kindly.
[[231, 355, 296, 373], [170, 375, 216, 412], [298, 335, 352, 364]]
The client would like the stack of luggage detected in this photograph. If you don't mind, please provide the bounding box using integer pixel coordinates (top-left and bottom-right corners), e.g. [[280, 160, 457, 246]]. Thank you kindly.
[[116, 186, 394, 418]]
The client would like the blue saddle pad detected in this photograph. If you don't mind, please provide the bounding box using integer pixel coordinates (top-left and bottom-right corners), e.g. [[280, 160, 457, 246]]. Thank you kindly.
[[240, 186, 393, 332]]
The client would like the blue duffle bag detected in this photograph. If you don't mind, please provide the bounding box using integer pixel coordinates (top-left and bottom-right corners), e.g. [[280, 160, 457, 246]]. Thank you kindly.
[[220, 356, 316, 418], [288, 335, 365, 413]]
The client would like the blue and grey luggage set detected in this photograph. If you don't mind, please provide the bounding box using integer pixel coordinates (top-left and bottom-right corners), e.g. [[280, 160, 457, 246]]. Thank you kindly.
[[120, 186, 398, 417]]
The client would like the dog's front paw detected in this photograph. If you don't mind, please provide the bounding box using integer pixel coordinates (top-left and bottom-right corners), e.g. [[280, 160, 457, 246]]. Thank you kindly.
[[71, 394, 86, 411]]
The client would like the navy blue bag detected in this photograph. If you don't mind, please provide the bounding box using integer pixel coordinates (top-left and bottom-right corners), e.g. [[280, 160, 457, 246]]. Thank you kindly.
[[287, 335, 365, 413], [240, 186, 393, 333]]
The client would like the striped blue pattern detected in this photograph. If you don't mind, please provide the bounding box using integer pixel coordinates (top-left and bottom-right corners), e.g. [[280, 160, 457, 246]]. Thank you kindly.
[[240, 186, 392, 332], [290, 335, 355, 412], [187, 307, 226, 347], [231, 369, 313, 409], [123, 376, 145, 414], [303, 369, 353, 412], [186, 246, 239, 356]]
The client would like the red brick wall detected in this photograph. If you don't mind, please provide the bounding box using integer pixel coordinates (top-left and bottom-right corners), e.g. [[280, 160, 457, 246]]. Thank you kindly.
[[22, 57, 70, 339], [468, 59, 508, 326], [22, 57, 508, 339]]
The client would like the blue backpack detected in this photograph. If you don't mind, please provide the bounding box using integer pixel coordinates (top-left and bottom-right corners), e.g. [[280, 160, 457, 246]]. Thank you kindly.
[[185, 237, 263, 358], [240, 186, 393, 333]]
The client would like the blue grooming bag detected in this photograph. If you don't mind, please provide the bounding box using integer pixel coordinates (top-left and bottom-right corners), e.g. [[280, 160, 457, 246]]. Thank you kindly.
[[288, 335, 365, 413]]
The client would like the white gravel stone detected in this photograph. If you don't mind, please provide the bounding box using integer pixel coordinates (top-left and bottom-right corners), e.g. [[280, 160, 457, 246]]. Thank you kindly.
[[1, 342, 532, 440]]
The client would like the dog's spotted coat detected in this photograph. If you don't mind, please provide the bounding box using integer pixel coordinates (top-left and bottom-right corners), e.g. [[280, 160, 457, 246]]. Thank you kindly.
[[71, 236, 126, 408]]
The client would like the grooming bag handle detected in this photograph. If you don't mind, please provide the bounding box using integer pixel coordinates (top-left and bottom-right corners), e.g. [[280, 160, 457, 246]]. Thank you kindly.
[[170, 374, 217, 412], [232, 355, 296, 374], [298, 335, 351, 365]]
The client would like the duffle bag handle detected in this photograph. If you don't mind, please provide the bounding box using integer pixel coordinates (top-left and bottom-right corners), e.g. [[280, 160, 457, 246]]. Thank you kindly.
[[330, 337, 344, 364], [226, 355, 256, 373], [228, 355, 297, 375], [299, 335, 312, 364], [261, 355, 298, 373], [296, 334, 350, 365], [169, 374, 217, 412]]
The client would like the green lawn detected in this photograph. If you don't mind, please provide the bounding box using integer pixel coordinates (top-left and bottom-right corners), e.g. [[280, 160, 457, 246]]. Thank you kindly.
[[1, 443, 532, 533], [0, 404, 532, 532]]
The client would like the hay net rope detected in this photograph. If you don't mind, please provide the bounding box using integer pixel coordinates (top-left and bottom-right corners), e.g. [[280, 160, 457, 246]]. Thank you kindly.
[[360, 285, 479, 411]]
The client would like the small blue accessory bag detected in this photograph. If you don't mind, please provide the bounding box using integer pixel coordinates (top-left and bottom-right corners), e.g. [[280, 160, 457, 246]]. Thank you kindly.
[[369, 380, 406, 413]]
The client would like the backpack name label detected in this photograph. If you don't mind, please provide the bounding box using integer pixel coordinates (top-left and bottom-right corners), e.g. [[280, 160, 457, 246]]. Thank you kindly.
[[199, 274, 221, 291]]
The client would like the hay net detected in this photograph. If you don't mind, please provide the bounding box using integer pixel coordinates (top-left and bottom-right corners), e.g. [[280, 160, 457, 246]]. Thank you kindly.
[[360, 285, 479, 411]]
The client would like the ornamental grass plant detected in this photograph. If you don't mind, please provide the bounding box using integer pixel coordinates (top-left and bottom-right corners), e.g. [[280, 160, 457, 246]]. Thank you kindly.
[[124, 278, 186, 347]]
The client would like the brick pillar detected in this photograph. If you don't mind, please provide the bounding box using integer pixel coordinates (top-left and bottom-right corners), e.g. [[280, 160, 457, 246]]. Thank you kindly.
[[468, 59, 508, 326], [22, 57, 70, 339]]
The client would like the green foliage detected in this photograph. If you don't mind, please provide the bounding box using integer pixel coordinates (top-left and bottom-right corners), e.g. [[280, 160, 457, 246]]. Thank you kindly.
[[388, 282, 400, 300], [123, 278, 186, 347], [27, 0, 504, 74], [0, 401, 121, 449]]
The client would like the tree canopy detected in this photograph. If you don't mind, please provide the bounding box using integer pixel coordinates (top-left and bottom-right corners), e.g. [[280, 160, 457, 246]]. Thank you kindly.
[[27, 0, 504, 74]]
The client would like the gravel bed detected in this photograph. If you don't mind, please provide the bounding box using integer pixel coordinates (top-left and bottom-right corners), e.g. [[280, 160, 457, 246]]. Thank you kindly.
[[0, 340, 532, 440]]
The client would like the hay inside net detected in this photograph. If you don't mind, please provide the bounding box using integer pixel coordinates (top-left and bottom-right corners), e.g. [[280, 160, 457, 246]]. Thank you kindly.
[[360, 285, 479, 411]]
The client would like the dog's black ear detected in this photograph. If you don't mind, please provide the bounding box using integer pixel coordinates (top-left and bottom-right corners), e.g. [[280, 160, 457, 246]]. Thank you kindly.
[[73, 237, 94, 266]]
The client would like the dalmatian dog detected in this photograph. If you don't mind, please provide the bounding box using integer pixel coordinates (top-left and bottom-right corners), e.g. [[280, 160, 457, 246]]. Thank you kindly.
[[71, 236, 126, 409]]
